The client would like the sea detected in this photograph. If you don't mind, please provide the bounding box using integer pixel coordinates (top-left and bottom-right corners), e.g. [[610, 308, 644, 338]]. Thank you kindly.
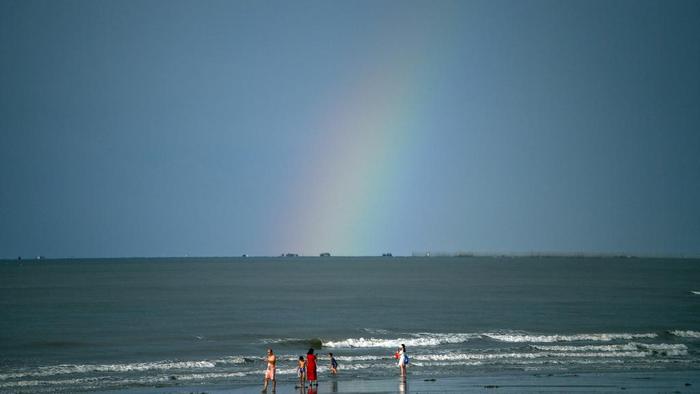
[[0, 257, 698, 392]]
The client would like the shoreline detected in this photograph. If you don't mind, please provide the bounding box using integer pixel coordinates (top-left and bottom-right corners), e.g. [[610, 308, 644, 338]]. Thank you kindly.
[[94, 369, 699, 393]]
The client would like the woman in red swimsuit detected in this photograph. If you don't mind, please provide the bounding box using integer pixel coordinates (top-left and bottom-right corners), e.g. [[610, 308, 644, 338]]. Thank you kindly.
[[305, 348, 317, 386]]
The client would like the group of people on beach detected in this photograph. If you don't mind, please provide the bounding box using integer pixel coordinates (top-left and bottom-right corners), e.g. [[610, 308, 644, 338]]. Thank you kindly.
[[262, 348, 335, 392], [262, 344, 408, 392], [294, 348, 338, 389]]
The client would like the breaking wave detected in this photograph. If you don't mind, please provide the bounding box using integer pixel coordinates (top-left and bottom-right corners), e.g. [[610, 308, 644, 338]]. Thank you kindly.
[[322, 331, 662, 348], [483, 332, 658, 343], [413, 351, 650, 361], [0, 360, 224, 380], [324, 333, 479, 348], [0, 371, 251, 390], [670, 330, 700, 338], [532, 343, 687, 354]]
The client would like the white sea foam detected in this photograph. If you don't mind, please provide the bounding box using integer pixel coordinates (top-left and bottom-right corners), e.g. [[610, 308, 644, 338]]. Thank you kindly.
[[324, 331, 660, 348], [414, 357, 685, 369], [532, 343, 687, 354], [170, 371, 248, 380], [670, 330, 700, 338], [0, 360, 217, 380], [335, 355, 387, 361], [411, 361, 484, 367], [532, 343, 639, 352], [324, 333, 479, 348], [0, 371, 251, 390], [212, 356, 250, 365], [484, 332, 657, 343], [0, 376, 107, 389], [0, 353, 340, 381], [308, 363, 394, 372], [412, 351, 649, 362]]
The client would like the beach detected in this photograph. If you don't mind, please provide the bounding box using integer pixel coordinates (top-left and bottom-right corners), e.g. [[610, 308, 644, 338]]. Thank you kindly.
[[99, 371, 699, 393]]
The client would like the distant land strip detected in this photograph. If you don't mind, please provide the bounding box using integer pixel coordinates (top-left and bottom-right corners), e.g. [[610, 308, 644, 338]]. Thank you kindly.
[[2, 252, 700, 261]]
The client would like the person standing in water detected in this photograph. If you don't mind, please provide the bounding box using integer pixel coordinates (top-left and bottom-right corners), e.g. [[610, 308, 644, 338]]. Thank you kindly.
[[296, 356, 306, 388], [306, 348, 318, 386], [397, 344, 408, 377], [328, 352, 338, 375], [262, 348, 276, 392]]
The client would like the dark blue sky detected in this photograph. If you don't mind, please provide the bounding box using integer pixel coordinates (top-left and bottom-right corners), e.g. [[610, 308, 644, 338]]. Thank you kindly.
[[1, 0, 699, 258]]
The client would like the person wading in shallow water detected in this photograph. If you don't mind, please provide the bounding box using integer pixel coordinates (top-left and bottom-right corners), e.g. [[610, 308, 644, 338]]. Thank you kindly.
[[396, 344, 408, 378], [262, 348, 276, 392], [328, 352, 338, 375], [306, 348, 318, 386], [296, 355, 306, 388]]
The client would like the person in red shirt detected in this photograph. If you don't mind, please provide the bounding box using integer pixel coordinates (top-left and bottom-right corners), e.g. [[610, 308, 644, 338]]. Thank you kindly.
[[306, 348, 318, 386]]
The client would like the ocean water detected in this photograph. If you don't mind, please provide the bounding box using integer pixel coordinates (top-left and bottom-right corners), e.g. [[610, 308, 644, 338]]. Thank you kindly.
[[0, 257, 698, 392]]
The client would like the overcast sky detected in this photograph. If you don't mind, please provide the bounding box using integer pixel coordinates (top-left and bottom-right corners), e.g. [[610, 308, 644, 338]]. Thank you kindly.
[[1, 0, 699, 258]]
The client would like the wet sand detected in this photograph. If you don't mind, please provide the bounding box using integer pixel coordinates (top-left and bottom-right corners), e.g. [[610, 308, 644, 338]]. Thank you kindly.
[[100, 370, 698, 393]]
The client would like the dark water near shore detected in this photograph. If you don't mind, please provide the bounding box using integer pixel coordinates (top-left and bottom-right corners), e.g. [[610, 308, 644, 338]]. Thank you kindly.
[[1, 257, 699, 392]]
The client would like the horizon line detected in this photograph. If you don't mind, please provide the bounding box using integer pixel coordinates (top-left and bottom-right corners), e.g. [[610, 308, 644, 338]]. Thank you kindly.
[[3, 251, 700, 261]]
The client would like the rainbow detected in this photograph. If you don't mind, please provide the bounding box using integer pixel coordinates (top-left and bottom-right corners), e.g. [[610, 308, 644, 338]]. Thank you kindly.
[[269, 63, 433, 256], [269, 23, 457, 256]]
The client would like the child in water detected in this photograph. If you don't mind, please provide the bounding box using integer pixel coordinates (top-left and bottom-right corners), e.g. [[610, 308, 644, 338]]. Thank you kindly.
[[328, 353, 338, 374], [296, 356, 306, 388]]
